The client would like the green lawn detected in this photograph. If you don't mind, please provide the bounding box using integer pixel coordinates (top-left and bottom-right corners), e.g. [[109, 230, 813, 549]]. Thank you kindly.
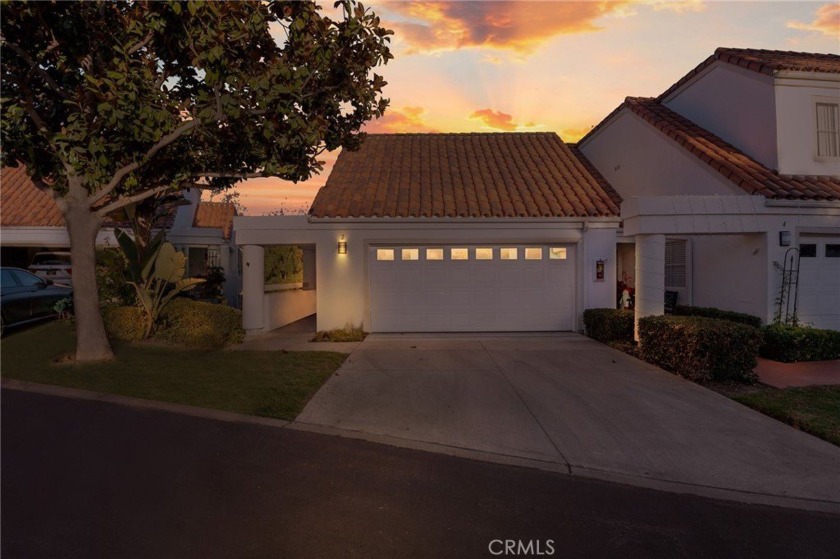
[[1, 321, 346, 420], [734, 386, 840, 447]]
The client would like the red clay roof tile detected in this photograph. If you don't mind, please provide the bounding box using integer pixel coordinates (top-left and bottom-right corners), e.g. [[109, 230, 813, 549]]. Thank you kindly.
[[310, 133, 621, 219], [620, 97, 840, 200], [193, 201, 236, 239], [659, 47, 840, 102]]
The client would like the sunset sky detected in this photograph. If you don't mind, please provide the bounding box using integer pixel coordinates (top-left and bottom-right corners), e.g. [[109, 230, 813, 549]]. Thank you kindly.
[[225, 1, 840, 215]]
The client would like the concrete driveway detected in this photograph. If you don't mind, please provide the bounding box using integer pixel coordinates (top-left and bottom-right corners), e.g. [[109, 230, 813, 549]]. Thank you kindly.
[[296, 333, 840, 511]]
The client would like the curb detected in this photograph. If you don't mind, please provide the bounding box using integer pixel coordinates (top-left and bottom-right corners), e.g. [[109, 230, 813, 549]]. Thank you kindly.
[[1, 379, 290, 429], [4, 379, 839, 515]]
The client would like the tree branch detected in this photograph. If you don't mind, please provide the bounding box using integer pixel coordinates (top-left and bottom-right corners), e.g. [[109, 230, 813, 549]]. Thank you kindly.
[[126, 31, 154, 55], [3, 41, 71, 100], [88, 118, 200, 206], [94, 184, 174, 217]]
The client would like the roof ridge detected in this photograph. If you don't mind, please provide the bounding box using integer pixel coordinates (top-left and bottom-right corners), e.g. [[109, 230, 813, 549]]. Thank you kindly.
[[658, 47, 840, 102]]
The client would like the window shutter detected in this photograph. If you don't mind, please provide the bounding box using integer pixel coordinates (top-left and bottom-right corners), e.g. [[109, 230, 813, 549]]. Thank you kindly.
[[665, 239, 687, 288], [816, 103, 840, 157]]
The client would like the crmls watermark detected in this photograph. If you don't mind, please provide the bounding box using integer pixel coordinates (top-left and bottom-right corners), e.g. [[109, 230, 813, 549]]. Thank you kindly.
[[488, 539, 555, 556]]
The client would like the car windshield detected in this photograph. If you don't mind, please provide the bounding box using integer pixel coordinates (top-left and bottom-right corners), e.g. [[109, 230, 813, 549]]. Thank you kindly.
[[31, 254, 71, 266], [1, 270, 17, 289]]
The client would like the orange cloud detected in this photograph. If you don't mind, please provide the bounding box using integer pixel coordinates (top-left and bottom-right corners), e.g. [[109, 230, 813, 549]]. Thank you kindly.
[[561, 125, 595, 142], [788, 3, 840, 37], [365, 106, 439, 133], [386, 1, 634, 54], [469, 108, 519, 131]]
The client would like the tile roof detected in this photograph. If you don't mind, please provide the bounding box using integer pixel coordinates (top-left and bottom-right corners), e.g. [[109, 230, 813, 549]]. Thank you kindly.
[[309, 133, 621, 219], [1, 165, 235, 233], [0, 165, 65, 227], [620, 97, 840, 200], [193, 201, 236, 239], [659, 47, 840, 101]]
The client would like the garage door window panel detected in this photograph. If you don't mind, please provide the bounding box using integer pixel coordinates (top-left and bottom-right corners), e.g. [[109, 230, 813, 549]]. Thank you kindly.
[[500, 248, 518, 260], [377, 249, 395, 261]]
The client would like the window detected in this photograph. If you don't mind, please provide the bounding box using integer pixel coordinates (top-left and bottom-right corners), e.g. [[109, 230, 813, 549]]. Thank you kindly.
[[426, 248, 443, 260], [450, 248, 468, 260], [826, 244, 840, 258], [376, 249, 394, 261], [475, 248, 493, 260], [525, 248, 543, 260], [401, 248, 419, 261], [549, 247, 567, 260], [207, 247, 222, 268], [1, 270, 18, 289], [500, 248, 518, 260], [800, 244, 817, 258], [816, 102, 840, 157], [665, 239, 687, 288], [12, 270, 44, 286]]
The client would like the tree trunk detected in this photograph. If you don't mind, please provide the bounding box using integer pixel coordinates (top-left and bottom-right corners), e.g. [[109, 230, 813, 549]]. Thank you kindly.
[[63, 182, 114, 362]]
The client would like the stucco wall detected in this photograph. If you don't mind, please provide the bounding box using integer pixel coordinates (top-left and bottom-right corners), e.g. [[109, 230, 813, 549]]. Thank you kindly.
[[264, 288, 316, 331], [691, 233, 767, 320], [775, 76, 840, 176], [579, 110, 743, 199], [234, 216, 620, 332], [663, 62, 778, 170]]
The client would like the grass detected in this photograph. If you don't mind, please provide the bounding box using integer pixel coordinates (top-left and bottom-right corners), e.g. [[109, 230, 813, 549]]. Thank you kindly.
[[734, 386, 840, 447], [1, 321, 346, 420], [311, 324, 368, 343]]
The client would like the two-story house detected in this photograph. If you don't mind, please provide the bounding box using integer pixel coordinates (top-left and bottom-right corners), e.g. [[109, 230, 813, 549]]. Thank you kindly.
[[579, 48, 840, 331]]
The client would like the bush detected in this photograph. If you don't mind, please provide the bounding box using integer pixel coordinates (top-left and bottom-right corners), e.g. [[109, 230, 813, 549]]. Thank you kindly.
[[156, 299, 245, 348], [96, 249, 136, 307], [639, 315, 761, 383], [583, 309, 634, 344], [673, 305, 762, 329], [760, 324, 840, 363], [103, 306, 146, 342], [311, 324, 367, 342]]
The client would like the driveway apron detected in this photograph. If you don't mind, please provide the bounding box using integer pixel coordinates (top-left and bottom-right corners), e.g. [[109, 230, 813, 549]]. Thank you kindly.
[[296, 333, 840, 507]]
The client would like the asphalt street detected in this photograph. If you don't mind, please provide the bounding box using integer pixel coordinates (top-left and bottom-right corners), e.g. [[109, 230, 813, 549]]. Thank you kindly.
[[2, 389, 839, 558]]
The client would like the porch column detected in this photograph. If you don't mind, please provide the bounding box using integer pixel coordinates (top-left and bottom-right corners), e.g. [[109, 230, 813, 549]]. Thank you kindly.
[[634, 234, 665, 342], [241, 244, 265, 333], [302, 247, 316, 290]]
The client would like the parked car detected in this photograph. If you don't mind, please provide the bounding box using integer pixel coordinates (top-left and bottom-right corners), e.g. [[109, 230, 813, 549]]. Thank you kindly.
[[0, 267, 73, 335], [29, 251, 73, 285]]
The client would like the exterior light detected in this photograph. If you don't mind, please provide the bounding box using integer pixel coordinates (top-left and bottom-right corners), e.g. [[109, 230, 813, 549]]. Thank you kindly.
[[337, 235, 347, 254], [779, 231, 791, 247]]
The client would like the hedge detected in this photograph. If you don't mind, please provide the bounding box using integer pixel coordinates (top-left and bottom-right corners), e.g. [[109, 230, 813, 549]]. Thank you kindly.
[[673, 305, 762, 329], [102, 306, 146, 342], [760, 324, 840, 363], [639, 315, 761, 383], [156, 298, 245, 348], [583, 308, 634, 344], [103, 300, 244, 348]]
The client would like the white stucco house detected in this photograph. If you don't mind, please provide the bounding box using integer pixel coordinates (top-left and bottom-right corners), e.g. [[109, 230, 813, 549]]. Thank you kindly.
[[579, 48, 840, 332], [235, 47, 840, 335], [0, 166, 241, 307]]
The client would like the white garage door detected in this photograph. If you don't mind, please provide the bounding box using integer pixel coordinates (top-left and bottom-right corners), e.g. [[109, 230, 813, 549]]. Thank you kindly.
[[369, 244, 576, 332], [797, 236, 840, 330]]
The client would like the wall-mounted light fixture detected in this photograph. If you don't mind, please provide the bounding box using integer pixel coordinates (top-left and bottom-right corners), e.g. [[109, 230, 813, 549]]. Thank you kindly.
[[337, 235, 347, 254], [779, 231, 791, 247]]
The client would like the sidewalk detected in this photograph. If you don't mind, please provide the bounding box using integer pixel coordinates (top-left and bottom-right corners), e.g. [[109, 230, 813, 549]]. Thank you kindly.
[[229, 314, 360, 353], [755, 358, 840, 388]]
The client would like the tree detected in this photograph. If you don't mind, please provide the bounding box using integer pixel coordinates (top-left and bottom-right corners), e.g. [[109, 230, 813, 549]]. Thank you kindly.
[[1, 0, 392, 361]]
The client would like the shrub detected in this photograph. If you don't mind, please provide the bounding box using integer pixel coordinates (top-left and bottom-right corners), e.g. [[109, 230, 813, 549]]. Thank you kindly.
[[639, 315, 761, 383], [583, 309, 634, 344], [311, 324, 368, 342], [156, 299, 245, 348], [760, 324, 840, 363], [96, 249, 136, 307], [674, 305, 762, 329], [102, 306, 146, 342]]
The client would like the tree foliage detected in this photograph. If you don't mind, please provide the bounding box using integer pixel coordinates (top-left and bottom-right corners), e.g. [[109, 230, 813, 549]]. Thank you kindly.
[[1, 0, 393, 212], [0, 0, 392, 361]]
